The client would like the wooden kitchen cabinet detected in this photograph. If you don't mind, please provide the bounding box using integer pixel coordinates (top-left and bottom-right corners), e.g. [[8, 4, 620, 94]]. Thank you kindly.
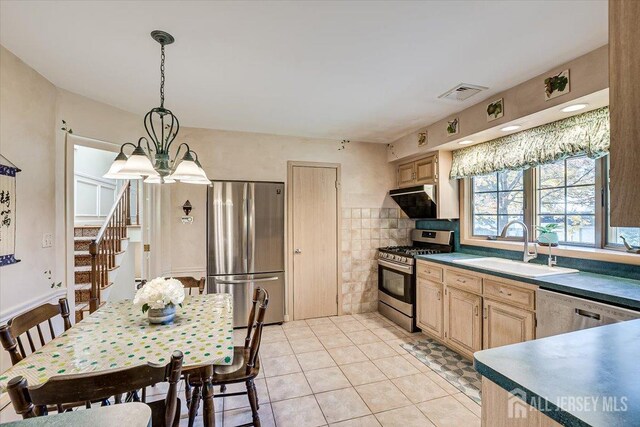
[[415, 156, 437, 184], [483, 299, 534, 350], [397, 161, 416, 187], [444, 286, 482, 359], [609, 0, 640, 227], [416, 278, 443, 338]]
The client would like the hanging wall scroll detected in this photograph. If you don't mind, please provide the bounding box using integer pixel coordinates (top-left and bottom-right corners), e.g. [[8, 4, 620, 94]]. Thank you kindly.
[[0, 154, 20, 266]]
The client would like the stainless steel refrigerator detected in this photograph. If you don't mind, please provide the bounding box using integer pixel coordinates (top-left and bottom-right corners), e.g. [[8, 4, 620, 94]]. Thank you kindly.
[[207, 181, 285, 327]]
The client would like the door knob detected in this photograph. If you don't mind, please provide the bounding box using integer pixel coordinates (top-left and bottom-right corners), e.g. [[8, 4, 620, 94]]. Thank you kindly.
[[294, 249, 302, 254]]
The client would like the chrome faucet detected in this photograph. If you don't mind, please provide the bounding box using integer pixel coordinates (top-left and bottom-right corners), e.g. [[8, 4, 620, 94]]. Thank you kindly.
[[500, 220, 537, 263]]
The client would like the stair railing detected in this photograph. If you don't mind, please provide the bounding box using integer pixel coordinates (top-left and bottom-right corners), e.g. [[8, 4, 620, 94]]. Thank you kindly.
[[88, 180, 135, 313]]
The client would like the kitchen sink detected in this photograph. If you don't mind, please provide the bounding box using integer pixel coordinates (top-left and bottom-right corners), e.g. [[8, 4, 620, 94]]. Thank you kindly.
[[452, 257, 579, 278]]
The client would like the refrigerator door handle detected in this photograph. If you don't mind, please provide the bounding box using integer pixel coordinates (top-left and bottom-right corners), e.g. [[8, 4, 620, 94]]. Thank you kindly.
[[213, 276, 279, 284], [247, 182, 256, 272], [242, 183, 249, 272]]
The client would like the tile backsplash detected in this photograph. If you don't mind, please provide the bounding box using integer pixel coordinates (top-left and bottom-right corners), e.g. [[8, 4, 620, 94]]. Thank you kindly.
[[341, 207, 415, 314]]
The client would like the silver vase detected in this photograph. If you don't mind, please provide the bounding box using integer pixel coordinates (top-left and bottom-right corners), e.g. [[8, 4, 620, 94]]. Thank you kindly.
[[147, 304, 176, 324]]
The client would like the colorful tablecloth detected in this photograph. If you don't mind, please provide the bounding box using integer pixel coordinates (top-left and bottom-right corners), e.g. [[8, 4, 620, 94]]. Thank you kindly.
[[0, 294, 234, 392]]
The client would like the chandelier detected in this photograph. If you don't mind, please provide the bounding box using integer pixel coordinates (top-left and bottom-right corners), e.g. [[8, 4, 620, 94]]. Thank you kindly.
[[104, 30, 209, 184]]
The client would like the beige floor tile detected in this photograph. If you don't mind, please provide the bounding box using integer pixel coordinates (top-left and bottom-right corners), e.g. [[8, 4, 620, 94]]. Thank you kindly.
[[392, 374, 449, 403], [261, 327, 288, 343], [289, 336, 325, 354], [266, 372, 313, 401], [353, 312, 381, 320], [425, 371, 460, 395], [272, 395, 327, 427], [317, 332, 354, 349], [357, 341, 398, 360], [179, 412, 223, 426], [355, 380, 411, 413], [372, 356, 420, 379], [260, 340, 294, 358], [223, 378, 269, 410], [305, 366, 352, 393], [306, 317, 335, 326], [344, 330, 381, 345], [359, 317, 393, 329], [384, 338, 413, 355], [451, 392, 481, 417], [223, 402, 275, 427], [284, 326, 316, 340], [327, 345, 369, 365], [374, 405, 435, 427], [282, 319, 310, 329], [297, 349, 337, 371], [340, 361, 387, 386], [416, 395, 480, 427], [262, 354, 302, 377], [329, 415, 381, 427], [402, 353, 431, 372], [315, 387, 371, 424], [337, 320, 369, 333], [311, 323, 343, 336], [371, 327, 408, 341], [330, 315, 357, 324]]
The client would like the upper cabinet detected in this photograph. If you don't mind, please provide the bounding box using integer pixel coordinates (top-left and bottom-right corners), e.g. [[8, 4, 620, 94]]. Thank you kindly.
[[396, 154, 437, 187], [397, 161, 417, 187], [609, 0, 640, 227]]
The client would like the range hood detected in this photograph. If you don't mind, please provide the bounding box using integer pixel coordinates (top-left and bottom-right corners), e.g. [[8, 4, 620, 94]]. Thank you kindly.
[[390, 185, 438, 219]]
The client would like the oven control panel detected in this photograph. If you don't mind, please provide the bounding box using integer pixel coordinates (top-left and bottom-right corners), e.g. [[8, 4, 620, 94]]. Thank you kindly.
[[377, 251, 413, 265]]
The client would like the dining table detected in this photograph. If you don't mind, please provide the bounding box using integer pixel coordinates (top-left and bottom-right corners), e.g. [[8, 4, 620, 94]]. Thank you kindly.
[[0, 293, 235, 427]]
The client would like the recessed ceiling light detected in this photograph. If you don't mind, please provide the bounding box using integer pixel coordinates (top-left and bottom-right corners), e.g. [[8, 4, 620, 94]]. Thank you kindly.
[[501, 125, 521, 132], [458, 140, 474, 145], [561, 103, 588, 113]]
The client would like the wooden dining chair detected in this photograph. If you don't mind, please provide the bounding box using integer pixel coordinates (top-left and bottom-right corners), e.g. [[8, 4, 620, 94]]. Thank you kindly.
[[186, 287, 269, 427], [0, 298, 72, 365], [7, 350, 184, 427], [174, 276, 206, 296]]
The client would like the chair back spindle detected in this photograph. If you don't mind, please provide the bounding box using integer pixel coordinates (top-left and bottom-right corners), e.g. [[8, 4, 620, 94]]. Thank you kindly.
[[245, 288, 269, 371]]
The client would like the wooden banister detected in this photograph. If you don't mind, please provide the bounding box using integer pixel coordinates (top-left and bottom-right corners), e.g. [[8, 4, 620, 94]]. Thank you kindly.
[[88, 181, 134, 314]]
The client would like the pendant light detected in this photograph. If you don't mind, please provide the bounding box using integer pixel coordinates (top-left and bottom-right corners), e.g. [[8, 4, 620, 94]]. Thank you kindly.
[[105, 30, 209, 184]]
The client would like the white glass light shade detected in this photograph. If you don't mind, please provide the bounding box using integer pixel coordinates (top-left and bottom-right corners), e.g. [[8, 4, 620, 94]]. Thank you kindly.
[[181, 175, 211, 185], [119, 153, 159, 177], [169, 159, 207, 180], [144, 176, 176, 184]]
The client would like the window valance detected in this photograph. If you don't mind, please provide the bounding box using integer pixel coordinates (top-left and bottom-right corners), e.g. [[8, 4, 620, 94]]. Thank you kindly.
[[450, 107, 609, 179]]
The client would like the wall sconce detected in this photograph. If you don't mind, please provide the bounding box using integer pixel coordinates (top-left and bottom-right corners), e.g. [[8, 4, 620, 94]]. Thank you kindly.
[[181, 200, 193, 224], [182, 200, 192, 216]]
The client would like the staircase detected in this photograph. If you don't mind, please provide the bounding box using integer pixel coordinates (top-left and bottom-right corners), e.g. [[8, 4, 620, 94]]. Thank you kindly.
[[73, 181, 135, 323]]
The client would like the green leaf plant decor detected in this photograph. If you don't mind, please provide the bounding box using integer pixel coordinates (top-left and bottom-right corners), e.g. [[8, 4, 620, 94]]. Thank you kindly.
[[536, 224, 560, 246]]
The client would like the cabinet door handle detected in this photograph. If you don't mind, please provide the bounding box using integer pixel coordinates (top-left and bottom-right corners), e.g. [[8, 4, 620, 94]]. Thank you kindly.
[[499, 289, 512, 296], [437, 291, 441, 301], [474, 306, 479, 316], [483, 307, 488, 319], [457, 278, 466, 284]]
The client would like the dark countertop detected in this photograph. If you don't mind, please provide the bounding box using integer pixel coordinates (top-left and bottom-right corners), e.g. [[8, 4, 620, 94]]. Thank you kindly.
[[416, 252, 640, 310], [474, 319, 640, 427]]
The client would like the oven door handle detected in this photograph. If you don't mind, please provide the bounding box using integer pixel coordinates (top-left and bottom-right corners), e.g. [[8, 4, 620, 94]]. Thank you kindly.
[[378, 259, 413, 274]]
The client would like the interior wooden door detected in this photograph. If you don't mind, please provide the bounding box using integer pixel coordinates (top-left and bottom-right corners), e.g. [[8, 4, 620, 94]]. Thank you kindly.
[[444, 286, 482, 359], [292, 165, 338, 319], [483, 299, 534, 349], [416, 278, 443, 338]]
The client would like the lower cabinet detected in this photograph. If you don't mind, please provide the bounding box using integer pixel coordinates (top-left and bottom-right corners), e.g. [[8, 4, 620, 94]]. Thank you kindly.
[[483, 299, 535, 349], [444, 286, 482, 359], [416, 278, 443, 338]]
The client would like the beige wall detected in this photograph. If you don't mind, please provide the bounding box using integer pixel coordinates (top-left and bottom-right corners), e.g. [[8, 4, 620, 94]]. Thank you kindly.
[[163, 128, 397, 281], [390, 45, 609, 160]]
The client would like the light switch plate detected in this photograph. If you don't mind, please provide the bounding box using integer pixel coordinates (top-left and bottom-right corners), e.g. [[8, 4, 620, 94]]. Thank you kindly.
[[42, 233, 53, 248]]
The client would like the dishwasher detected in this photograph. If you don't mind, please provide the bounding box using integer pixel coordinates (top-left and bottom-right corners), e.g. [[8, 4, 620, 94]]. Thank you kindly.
[[536, 289, 640, 338]]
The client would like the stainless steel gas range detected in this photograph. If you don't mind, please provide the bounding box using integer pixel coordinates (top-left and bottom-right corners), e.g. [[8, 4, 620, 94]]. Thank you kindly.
[[377, 229, 453, 332]]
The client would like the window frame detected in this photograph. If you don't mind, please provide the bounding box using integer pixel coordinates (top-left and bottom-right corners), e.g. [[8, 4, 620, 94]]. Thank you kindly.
[[470, 170, 534, 240]]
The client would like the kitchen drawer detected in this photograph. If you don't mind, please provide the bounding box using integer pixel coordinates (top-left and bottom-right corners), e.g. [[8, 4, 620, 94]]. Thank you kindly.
[[445, 269, 482, 294], [484, 279, 535, 310], [417, 262, 443, 283]]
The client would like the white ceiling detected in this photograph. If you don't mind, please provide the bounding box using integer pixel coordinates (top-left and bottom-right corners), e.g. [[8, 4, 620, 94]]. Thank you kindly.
[[0, 1, 608, 143]]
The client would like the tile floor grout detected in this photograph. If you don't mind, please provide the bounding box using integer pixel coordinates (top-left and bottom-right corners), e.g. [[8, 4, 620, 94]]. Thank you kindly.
[[185, 311, 481, 426]]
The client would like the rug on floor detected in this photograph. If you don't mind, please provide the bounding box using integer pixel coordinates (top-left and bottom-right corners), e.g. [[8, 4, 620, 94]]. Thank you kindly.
[[402, 338, 482, 404]]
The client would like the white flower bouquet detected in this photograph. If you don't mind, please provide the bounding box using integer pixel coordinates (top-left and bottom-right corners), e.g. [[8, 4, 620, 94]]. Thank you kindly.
[[133, 277, 186, 314]]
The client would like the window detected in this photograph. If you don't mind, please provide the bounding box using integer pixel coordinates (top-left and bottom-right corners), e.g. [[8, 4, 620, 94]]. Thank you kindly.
[[537, 156, 596, 245], [469, 153, 640, 251], [472, 170, 524, 237]]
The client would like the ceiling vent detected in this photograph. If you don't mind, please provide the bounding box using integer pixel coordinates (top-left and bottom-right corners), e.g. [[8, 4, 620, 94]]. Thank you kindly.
[[438, 83, 489, 101]]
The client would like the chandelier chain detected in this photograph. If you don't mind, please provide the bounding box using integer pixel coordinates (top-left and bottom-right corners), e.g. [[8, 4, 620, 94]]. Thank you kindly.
[[160, 44, 165, 108]]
